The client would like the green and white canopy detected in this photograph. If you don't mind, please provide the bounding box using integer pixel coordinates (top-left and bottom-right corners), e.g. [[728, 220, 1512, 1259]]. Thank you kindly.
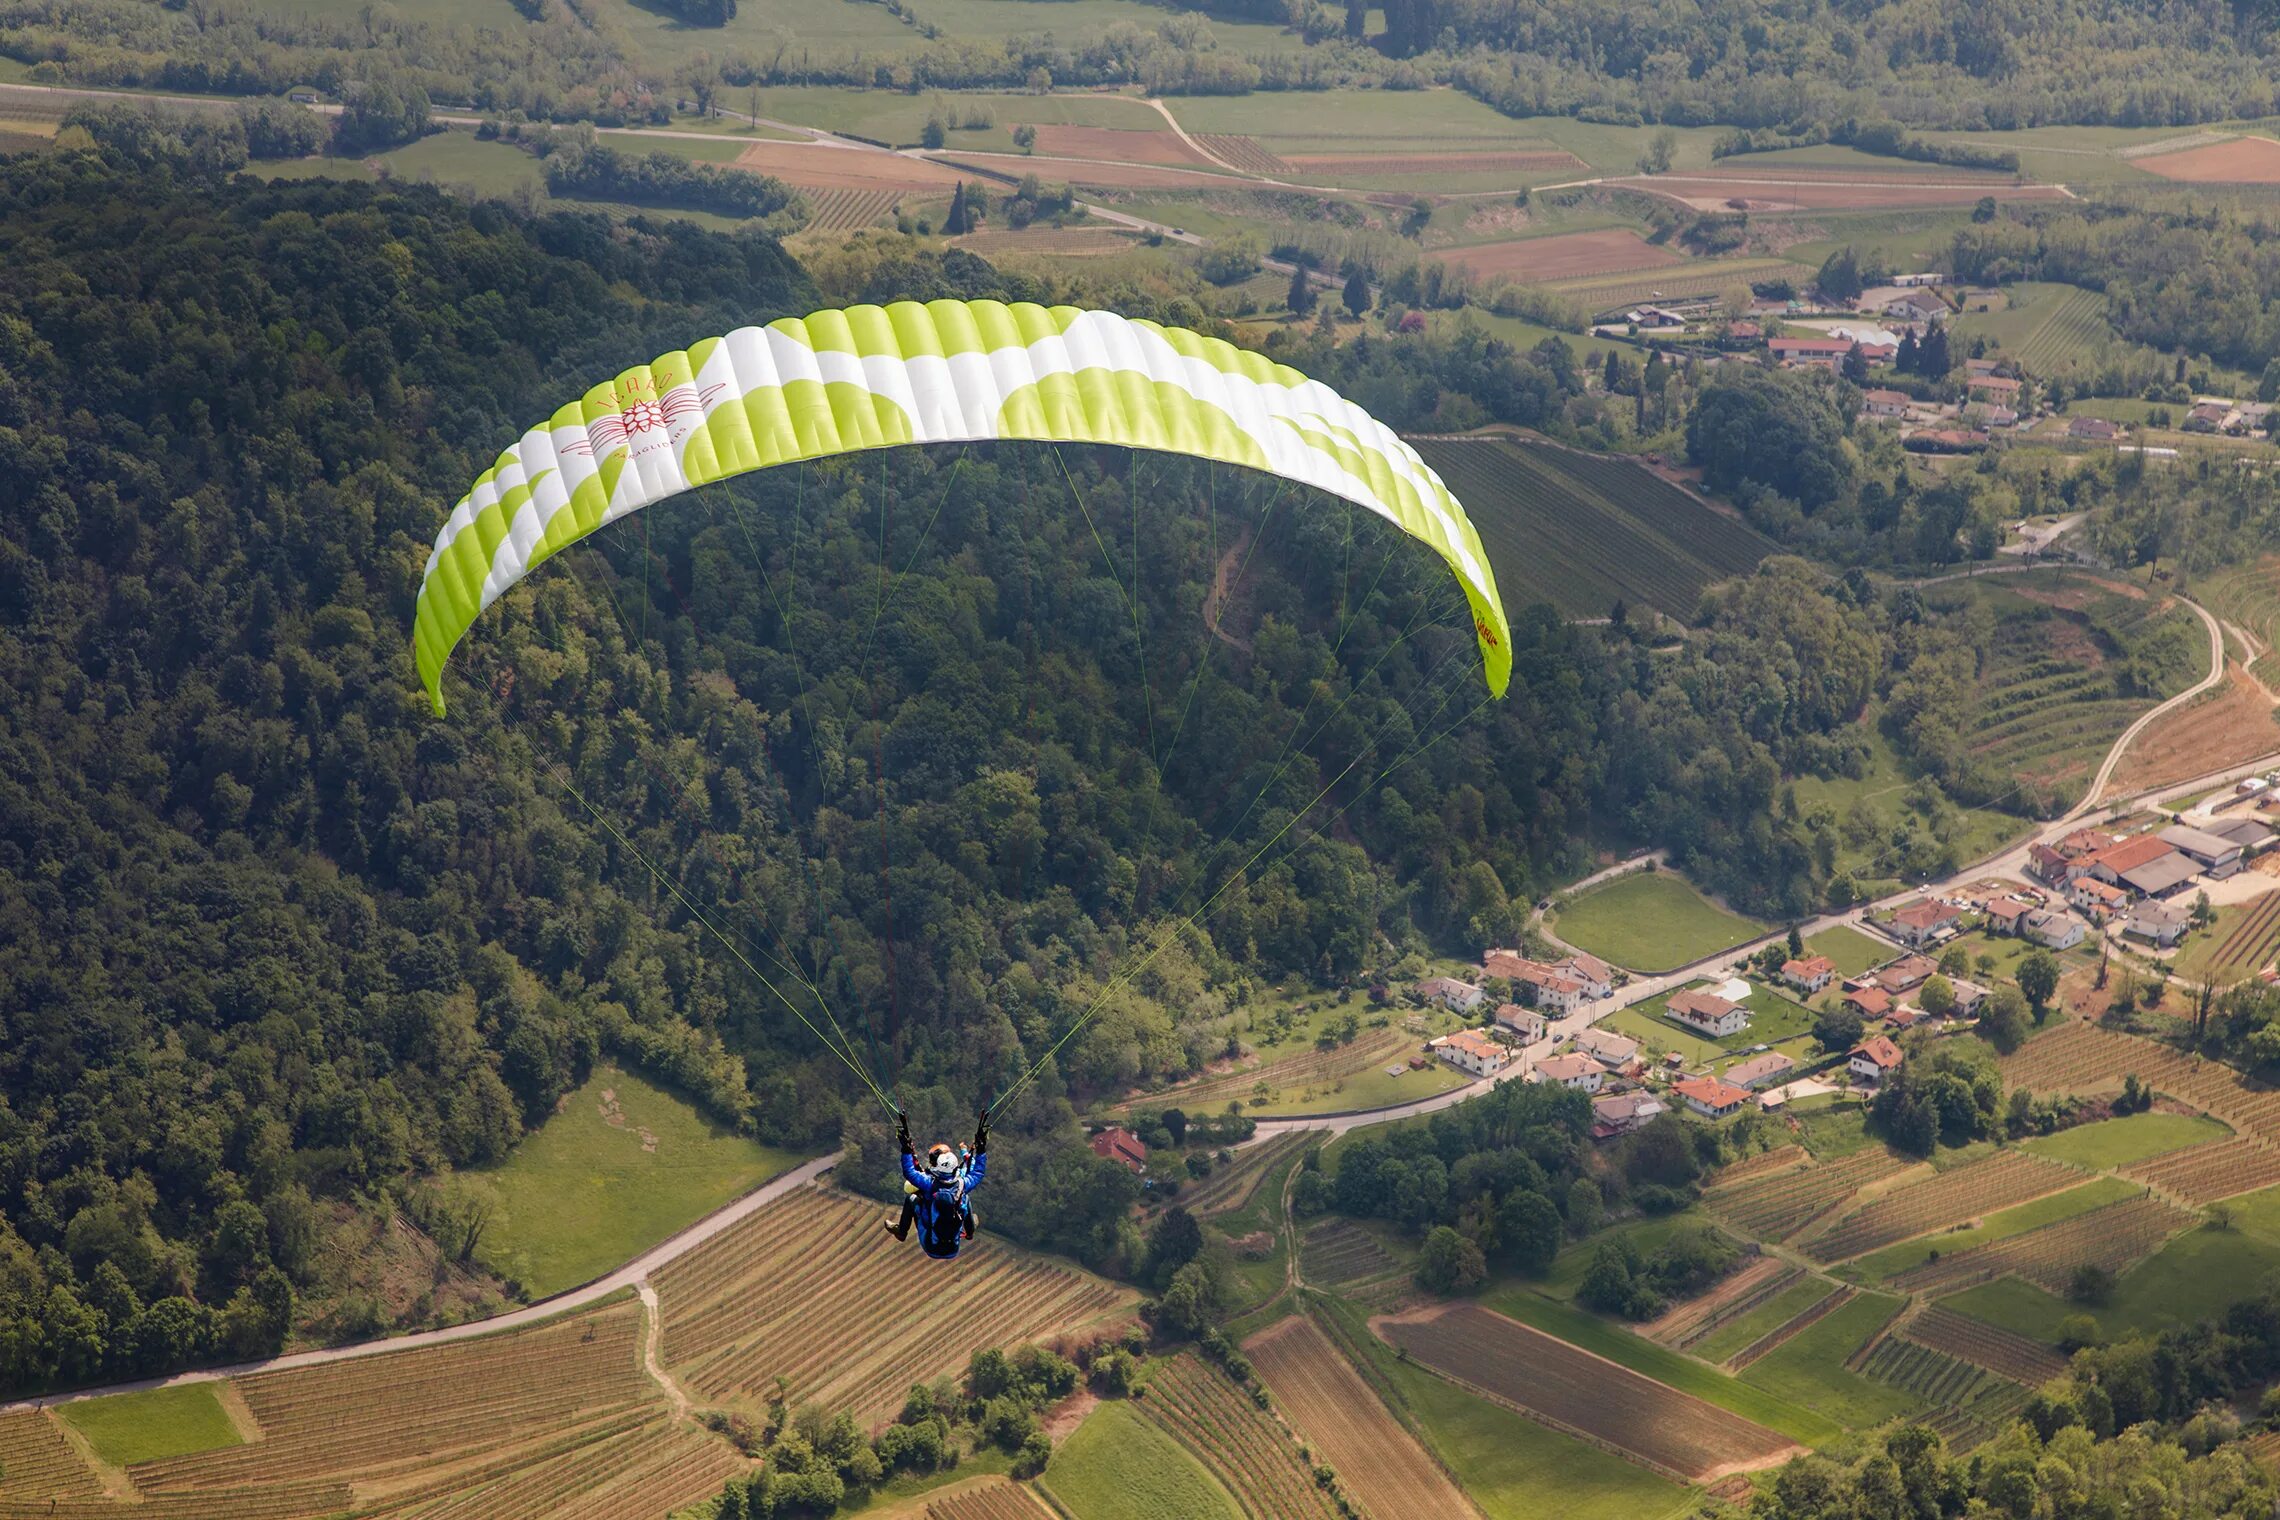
[[414, 299, 1510, 711]]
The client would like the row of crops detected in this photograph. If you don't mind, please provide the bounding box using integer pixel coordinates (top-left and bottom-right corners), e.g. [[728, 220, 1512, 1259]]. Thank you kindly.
[[1543, 257, 1799, 311], [1411, 437, 1775, 622]]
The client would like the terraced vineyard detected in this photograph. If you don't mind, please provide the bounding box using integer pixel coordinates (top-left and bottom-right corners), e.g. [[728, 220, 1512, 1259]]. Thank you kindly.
[[1299, 1219, 1403, 1289], [1411, 436, 1774, 622], [0, 1411, 103, 1506], [1726, 1285, 1855, 1370], [2199, 555, 2280, 687], [1857, 1338, 2031, 1450], [655, 1185, 1134, 1424], [1887, 1194, 2195, 1295], [928, 1479, 1055, 1519], [1705, 1147, 1920, 1242], [1703, 1144, 1808, 1190], [1543, 258, 1800, 311], [1247, 1316, 1474, 1520], [2000, 1021, 2280, 1144], [2180, 892, 2280, 983], [1644, 1257, 1802, 1349], [1178, 1131, 1316, 1217], [1135, 1354, 1341, 1520], [2124, 1134, 2280, 1203], [1899, 1305, 2069, 1386], [1799, 1152, 2083, 1263]]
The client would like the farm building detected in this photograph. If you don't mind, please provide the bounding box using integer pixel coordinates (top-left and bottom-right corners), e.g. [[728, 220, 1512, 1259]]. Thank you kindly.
[[1494, 1002, 1547, 1040], [1590, 1091, 1666, 1139], [1671, 1076, 1753, 1119], [2118, 853, 2200, 900], [2159, 824, 2245, 878], [1781, 954, 1837, 993], [1883, 295, 1946, 322], [2022, 909, 2087, 949], [2208, 817, 2275, 850], [2082, 835, 2182, 887], [1877, 954, 1938, 992], [1090, 1126, 1149, 1172], [1769, 335, 1853, 370], [2069, 416, 2122, 441], [1531, 1054, 1603, 1093], [1888, 900, 1962, 946], [2123, 899, 2192, 947], [1433, 1029, 1511, 1077], [1892, 272, 1945, 287], [1844, 984, 1893, 1019], [1667, 989, 1750, 1038], [1724, 1051, 1796, 1090], [1415, 976, 1488, 1013], [1859, 390, 1911, 420], [1966, 375, 2021, 399], [1624, 306, 1688, 329], [1849, 1036, 1905, 1085], [1574, 1028, 1641, 1068]]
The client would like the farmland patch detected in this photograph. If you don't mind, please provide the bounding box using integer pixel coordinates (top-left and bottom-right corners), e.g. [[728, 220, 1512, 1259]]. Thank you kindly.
[[2135, 135, 2280, 182], [1246, 1315, 1474, 1520], [1133, 1354, 1340, 1520], [1428, 227, 1680, 282]]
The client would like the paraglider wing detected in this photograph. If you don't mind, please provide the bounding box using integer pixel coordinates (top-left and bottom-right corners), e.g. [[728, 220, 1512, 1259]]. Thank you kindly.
[[413, 299, 1511, 712]]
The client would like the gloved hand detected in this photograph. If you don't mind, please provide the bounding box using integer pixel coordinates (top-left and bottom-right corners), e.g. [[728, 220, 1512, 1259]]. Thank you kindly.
[[897, 1112, 913, 1156], [972, 1110, 990, 1155]]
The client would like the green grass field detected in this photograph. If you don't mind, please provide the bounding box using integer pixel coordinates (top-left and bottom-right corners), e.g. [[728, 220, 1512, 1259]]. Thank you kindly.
[[1946, 1215, 2280, 1346], [1803, 925, 1894, 978], [56, 1383, 242, 1466], [1612, 982, 1818, 1066], [1379, 1350, 1695, 1520], [437, 1067, 802, 1297], [2024, 1112, 2232, 1169], [1838, 1177, 2142, 1283], [2196, 555, 2280, 690], [1477, 1289, 1843, 1446], [1735, 1290, 1921, 1428], [1044, 1399, 1244, 1520], [1408, 436, 1775, 626], [1788, 721, 2030, 890], [1537, 1210, 1716, 1301], [1552, 870, 1769, 973], [726, 85, 1163, 150], [1778, 208, 1980, 274], [1692, 1277, 1839, 1365]]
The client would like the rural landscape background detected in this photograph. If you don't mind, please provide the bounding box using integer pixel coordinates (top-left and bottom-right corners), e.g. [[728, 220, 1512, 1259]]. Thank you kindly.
[[15, 0, 2280, 1516]]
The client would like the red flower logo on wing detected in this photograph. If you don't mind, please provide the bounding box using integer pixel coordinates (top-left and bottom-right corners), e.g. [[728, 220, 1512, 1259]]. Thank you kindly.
[[623, 398, 667, 434]]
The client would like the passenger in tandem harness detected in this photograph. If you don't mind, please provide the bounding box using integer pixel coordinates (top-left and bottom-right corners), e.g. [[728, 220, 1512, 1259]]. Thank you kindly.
[[885, 1110, 987, 1260]]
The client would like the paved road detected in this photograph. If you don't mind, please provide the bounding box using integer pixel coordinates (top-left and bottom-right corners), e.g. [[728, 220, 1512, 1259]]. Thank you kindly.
[[2084, 594, 2225, 806], [0, 1151, 842, 1413]]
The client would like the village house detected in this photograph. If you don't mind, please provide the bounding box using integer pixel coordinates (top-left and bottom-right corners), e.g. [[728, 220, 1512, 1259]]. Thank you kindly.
[[1966, 403, 2020, 429], [1849, 1036, 1906, 1085], [1481, 947, 1530, 980], [2182, 401, 2234, 433], [2069, 416, 2122, 442], [1531, 1053, 1604, 1093], [1493, 1002, 1547, 1041], [1590, 1091, 1666, 1139], [1861, 389, 1911, 420], [1946, 977, 1990, 1016], [1887, 1006, 1928, 1032], [1781, 954, 1837, 994], [1558, 952, 1617, 1000], [2027, 844, 2072, 886], [1882, 294, 1946, 323], [1089, 1126, 1148, 1173], [1433, 1029, 1511, 1078], [1667, 989, 1751, 1038], [1724, 1051, 1796, 1090], [1983, 894, 2037, 933], [1624, 306, 1688, 329], [1508, 961, 1589, 1014], [1574, 1028, 1641, 1069], [1843, 984, 1893, 1020], [2067, 877, 2129, 922], [1888, 899, 1962, 947], [2123, 899, 2192, 948], [1877, 954, 1938, 993], [1966, 375, 2022, 401], [2022, 908, 2087, 950], [1769, 335, 1854, 370], [1415, 976, 1488, 1013], [1672, 1076, 1753, 1119]]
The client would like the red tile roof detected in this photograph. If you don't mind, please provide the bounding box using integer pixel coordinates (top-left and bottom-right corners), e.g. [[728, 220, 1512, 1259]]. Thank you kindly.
[[1851, 1036, 1905, 1069], [2084, 835, 2177, 876], [1089, 1126, 1148, 1170], [1672, 1076, 1752, 1110]]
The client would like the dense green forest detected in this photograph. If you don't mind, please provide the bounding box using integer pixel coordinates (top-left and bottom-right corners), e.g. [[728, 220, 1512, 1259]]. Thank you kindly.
[[9, 0, 2280, 130]]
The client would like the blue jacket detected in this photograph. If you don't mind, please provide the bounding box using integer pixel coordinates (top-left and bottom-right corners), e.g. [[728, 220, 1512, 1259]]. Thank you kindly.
[[902, 1150, 985, 1260]]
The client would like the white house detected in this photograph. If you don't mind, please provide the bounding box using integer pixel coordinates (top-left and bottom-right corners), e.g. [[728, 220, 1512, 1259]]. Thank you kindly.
[[1558, 952, 1616, 1000], [2022, 909, 2086, 950], [1573, 1028, 1640, 1069], [1672, 1076, 1752, 1119], [1590, 1091, 1666, 1139], [1781, 955, 1837, 994], [1493, 1002, 1547, 1041], [1508, 961, 1588, 1014], [1666, 989, 1750, 1039], [1433, 1029, 1511, 1078], [1849, 1036, 1905, 1085], [1415, 976, 1487, 1014], [1531, 1054, 1603, 1093], [1724, 1051, 1796, 1090]]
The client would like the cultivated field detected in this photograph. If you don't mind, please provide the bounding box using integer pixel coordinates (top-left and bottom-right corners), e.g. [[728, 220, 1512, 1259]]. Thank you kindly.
[[95, 1298, 744, 1520], [1542, 257, 1800, 311], [1798, 1151, 2083, 1263], [1177, 1131, 1316, 1217], [1855, 1336, 2030, 1451], [654, 1186, 1132, 1426], [2125, 1135, 2280, 1204], [1643, 1256, 1801, 1349], [1957, 283, 2112, 374], [733, 141, 964, 191], [1032, 125, 1217, 168], [1135, 1354, 1342, 1520], [804, 187, 903, 231], [1612, 175, 2068, 211], [1705, 1146, 1920, 1242], [1299, 1219, 1405, 1291], [1428, 227, 1680, 282], [1898, 1304, 2069, 1387], [2135, 136, 2280, 183], [1245, 1316, 1473, 1520], [1411, 436, 1774, 627], [1115, 1028, 1415, 1113], [1723, 1284, 1856, 1370], [935, 152, 1232, 191], [1284, 148, 1586, 183], [2104, 667, 2280, 799], [2176, 891, 2280, 983], [1886, 1193, 2196, 1295], [928, 1479, 1055, 1519], [2198, 555, 2280, 688], [1703, 1144, 1809, 1189], [1196, 135, 1291, 175], [0, 1410, 103, 1505], [1379, 1304, 1803, 1482], [1043, 1400, 1242, 1520], [2000, 1020, 2280, 1147]]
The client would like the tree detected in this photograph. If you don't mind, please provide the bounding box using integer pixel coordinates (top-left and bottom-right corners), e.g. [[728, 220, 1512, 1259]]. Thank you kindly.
[[1814, 1006, 1865, 1053], [1920, 974, 1955, 1018], [1979, 986, 2030, 1054], [1787, 924, 1804, 960], [921, 115, 948, 150], [943, 181, 973, 235], [1286, 265, 1316, 316], [1416, 1225, 1487, 1293], [1972, 195, 1998, 222], [1142, 1207, 1203, 1290], [1342, 268, 1370, 318], [2016, 950, 2059, 1017], [1494, 1190, 1562, 1276], [1895, 330, 1920, 373], [1343, 0, 1366, 38], [1152, 1260, 1220, 1337], [1817, 245, 1863, 303], [1938, 946, 1970, 977], [1841, 344, 1870, 384], [1917, 322, 1951, 378]]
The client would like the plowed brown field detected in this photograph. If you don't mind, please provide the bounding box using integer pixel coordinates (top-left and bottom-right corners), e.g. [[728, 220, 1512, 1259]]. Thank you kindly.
[[1615, 175, 2069, 210], [734, 142, 963, 190], [1245, 1317, 1472, 1520], [1377, 1304, 1804, 1482], [1428, 228, 1682, 282], [2135, 137, 2280, 183], [1032, 125, 1217, 168]]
